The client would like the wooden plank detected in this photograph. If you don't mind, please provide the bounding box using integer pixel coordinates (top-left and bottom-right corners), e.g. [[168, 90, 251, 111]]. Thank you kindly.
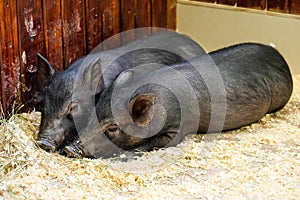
[[136, 0, 152, 38], [0, 0, 21, 115], [101, 0, 121, 50], [43, 0, 64, 71], [237, 0, 266, 10], [0, 44, 2, 116], [62, 0, 87, 68], [136, 0, 152, 27], [0, 27, 2, 117], [190, 0, 216, 3], [217, 0, 237, 6], [193, 0, 267, 9], [86, 0, 102, 52], [120, 0, 137, 44], [152, 0, 167, 29], [167, 0, 176, 30], [18, 0, 45, 112], [267, 0, 289, 13], [290, 0, 300, 14]]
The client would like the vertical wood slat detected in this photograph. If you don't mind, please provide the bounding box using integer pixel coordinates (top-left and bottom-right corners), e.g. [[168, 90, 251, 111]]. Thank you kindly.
[[136, 0, 152, 38], [43, 0, 64, 71], [290, 0, 300, 14], [120, 0, 137, 44], [0, 32, 2, 116], [18, 0, 45, 111], [167, 0, 177, 30], [152, 0, 167, 29], [217, 0, 237, 6], [101, 0, 121, 50], [62, 0, 87, 68], [193, 0, 266, 10], [268, 0, 290, 12], [0, 0, 21, 115], [86, 0, 102, 52], [190, 0, 217, 3], [237, 0, 266, 10]]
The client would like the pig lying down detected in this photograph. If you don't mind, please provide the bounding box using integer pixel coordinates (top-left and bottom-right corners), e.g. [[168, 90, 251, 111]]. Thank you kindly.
[[36, 31, 206, 153], [63, 43, 293, 158], [36, 32, 293, 158]]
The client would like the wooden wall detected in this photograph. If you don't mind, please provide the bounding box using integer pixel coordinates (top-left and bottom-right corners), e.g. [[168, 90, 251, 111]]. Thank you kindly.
[[0, 0, 176, 116], [192, 0, 300, 14]]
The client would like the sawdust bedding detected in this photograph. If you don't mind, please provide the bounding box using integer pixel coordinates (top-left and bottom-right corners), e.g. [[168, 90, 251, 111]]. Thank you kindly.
[[0, 75, 299, 200]]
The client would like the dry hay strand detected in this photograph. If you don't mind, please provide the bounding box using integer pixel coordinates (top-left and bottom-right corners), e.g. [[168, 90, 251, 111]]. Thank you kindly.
[[0, 75, 300, 199], [0, 112, 147, 199]]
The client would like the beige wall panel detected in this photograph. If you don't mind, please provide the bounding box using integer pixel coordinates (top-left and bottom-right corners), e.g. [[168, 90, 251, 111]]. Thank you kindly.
[[177, 0, 300, 74]]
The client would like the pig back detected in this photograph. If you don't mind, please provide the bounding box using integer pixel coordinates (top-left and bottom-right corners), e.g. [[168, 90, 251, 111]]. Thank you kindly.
[[209, 43, 293, 130]]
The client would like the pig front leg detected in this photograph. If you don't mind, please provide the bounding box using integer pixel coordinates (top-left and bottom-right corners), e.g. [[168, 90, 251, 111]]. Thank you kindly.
[[135, 128, 183, 152], [62, 137, 94, 158]]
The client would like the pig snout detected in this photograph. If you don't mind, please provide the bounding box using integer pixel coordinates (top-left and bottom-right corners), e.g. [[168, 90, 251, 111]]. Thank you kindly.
[[36, 138, 56, 152], [36, 129, 67, 152]]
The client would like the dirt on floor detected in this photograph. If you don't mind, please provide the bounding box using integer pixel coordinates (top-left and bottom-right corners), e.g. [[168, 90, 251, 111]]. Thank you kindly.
[[0, 76, 300, 200]]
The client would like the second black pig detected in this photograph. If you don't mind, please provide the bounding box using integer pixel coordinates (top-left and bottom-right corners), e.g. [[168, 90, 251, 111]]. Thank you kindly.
[[63, 43, 293, 158]]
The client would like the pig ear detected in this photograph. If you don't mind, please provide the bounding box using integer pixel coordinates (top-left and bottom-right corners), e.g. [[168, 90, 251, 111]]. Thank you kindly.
[[114, 69, 134, 87], [82, 57, 102, 94], [36, 53, 56, 91], [129, 93, 155, 126]]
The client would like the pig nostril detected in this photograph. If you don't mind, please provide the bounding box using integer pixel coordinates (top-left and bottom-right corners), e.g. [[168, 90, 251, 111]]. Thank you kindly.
[[36, 140, 56, 152]]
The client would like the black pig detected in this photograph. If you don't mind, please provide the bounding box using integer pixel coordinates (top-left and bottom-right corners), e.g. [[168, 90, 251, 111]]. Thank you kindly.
[[36, 31, 206, 152], [63, 43, 293, 158]]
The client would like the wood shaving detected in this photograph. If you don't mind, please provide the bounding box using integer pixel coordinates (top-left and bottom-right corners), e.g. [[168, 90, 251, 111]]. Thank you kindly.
[[1, 75, 300, 199]]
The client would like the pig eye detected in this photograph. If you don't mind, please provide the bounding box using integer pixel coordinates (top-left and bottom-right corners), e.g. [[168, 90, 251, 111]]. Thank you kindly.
[[102, 123, 120, 137], [104, 124, 119, 139], [108, 127, 118, 132], [62, 102, 79, 117], [70, 104, 78, 113], [106, 124, 119, 133]]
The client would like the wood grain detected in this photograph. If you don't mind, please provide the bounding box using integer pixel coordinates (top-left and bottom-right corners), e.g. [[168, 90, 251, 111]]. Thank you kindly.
[[217, 0, 237, 6], [237, 0, 266, 9], [62, 0, 87, 68], [136, 0, 152, 37], [120, 0, 137, 44], [268, 0, 289, 12], [152, 0, 167, 29], [167, 0, 176, 30], [290, 0, 300, 14], [43, 0, 64, 71], [0, 0, 21, 115], [86, 0, 102, 52], [101, 0, 120, 50], [18, 0, 45, 112]]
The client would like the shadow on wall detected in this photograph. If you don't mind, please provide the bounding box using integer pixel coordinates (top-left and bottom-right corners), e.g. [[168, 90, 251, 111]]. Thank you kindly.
[[177, 1, 300, 74]]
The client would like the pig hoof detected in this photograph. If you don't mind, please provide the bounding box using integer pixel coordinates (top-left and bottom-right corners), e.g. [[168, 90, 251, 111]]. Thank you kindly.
[[36, 140, 56, 152], [63, 145, 83, 158]]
